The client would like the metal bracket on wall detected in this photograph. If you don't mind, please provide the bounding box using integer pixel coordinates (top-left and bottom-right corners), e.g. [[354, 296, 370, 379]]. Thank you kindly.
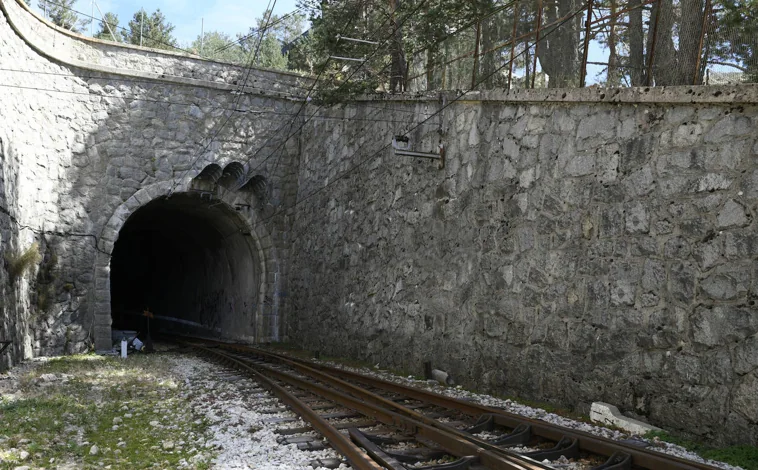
[[0, 341, 11, 354], [392, 136, 445, 170]]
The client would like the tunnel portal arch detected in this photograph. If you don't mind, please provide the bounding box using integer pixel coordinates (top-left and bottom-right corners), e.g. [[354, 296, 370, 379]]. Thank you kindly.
[[92, 181, 278, 350]]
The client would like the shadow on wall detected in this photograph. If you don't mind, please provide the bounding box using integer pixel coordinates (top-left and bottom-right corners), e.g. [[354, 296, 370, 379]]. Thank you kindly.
[[59, 78, 275, 348], [0, 131, 24, 371]]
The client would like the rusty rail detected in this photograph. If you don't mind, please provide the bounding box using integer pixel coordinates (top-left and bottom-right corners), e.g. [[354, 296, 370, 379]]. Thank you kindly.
[[215, 342, 721, 470], [187, 341, 551, 470], [190, 344, 383, 470]]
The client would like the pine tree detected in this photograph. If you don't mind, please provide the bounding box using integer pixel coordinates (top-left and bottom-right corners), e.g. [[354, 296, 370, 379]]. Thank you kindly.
[[38, 0, 90, 33], [123, 8, 177, 51], [190, 31, 247, 63], [94, 12, 121, 42], [237, 9, 306, 70]]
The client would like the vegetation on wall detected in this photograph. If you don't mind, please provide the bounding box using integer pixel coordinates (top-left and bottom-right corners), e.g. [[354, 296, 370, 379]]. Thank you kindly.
[[5, 242, 41, 285]]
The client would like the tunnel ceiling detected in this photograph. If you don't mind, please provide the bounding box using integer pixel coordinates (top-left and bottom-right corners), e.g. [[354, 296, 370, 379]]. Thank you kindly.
[[110, 193, 260, 339]]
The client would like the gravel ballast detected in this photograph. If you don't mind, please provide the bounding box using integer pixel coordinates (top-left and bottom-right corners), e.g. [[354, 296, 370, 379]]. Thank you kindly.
[[0, 347, 748, 470]]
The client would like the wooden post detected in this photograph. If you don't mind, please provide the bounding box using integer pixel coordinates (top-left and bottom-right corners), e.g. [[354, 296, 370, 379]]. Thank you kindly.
[[692, 0, 712, 85], [472, 20, 481, 88]]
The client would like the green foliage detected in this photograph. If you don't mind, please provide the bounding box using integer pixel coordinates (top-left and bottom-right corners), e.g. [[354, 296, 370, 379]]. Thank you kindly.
[[123, 8, 177, 51], [93, 12, 121, 42], [644, 430, 758, 469], [38, 0, 91, 33], [237, 9, 307, 71], [1, 355, 214, 469], [190, 31, 247, 63], [5, 242, 41, 284], [713, 0, 758, 81]]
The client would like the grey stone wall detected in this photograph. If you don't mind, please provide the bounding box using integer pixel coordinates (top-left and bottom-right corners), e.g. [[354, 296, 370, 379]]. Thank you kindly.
[[291, 91, 758, 444], [0, 0, 301, 367], [3, 0, 758, 446]]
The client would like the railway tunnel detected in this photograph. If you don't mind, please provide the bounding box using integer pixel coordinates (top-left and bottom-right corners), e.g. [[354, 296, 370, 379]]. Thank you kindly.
[[109, 191, 262, 341]]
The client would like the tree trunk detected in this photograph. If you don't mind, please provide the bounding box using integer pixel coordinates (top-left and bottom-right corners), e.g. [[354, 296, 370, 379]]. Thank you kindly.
[[388, 0, 408, 92], [479, 1, 498, 89], [607, 0, 620, 85], [536, 0, 582, 88], [628, 0, 647, 85]]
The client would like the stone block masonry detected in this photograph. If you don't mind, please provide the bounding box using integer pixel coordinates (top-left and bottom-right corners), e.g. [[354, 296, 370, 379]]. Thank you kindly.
[[0, 0, 303, 366], [2, 0, 758, 446], [291, 90, 758, 445]]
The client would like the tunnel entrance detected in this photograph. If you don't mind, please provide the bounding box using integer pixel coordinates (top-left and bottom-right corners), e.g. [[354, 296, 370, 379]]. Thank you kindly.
[[110, 193, 260, 340]]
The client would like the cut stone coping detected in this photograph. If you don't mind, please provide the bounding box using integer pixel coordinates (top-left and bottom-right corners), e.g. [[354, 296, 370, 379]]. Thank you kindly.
[[590, 402, 662, 435]]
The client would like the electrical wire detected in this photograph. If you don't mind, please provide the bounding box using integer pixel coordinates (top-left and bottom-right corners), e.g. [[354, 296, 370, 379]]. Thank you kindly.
[[0, 66, 310, 97], [241, 0, 432, 181], [213, 6, 308, 54], [0, 204, 110, 255], [249, 2, 591, 245], [34, 0, 316, 92], [169, 0, 280, 195], [0, 80, 426, 125]]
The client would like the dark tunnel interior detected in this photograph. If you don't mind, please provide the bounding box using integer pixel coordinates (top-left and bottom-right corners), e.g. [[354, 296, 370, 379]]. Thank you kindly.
[[110, 193, 260, 340]]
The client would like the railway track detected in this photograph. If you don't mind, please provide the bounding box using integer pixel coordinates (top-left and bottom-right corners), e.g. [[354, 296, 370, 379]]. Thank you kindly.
[[176, 337, 720, 470]]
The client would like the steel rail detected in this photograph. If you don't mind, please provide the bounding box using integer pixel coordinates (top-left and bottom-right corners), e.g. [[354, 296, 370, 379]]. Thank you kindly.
[[188, 344, 383, 470], [190, 342, 551, 470], [214, 342, 721, 470], [220, 344, 567, 465]]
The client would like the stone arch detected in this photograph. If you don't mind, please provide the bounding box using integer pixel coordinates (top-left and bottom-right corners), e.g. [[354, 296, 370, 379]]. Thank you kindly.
[[240, 174, 269, 205], [194, 163, 223, 183], [218, 162, 246, 189], [92, 180, 279, 351]]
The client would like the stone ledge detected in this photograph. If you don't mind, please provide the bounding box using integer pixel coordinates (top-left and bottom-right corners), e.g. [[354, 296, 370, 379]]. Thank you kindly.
[[0, 0, 309, 96], [355, 84, 758, 105]]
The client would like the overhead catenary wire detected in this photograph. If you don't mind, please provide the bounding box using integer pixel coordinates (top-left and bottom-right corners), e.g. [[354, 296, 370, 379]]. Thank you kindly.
[[213, 6, 308, 54], [196, 1, 424, 198], [240, 0, 433, 181], [169, 0, 280, 196], [173, 0, 405, 192], [37, 0, 307, 64], [241, 2, 591, 245], [1, 2, 586, 260], [0, 79, 423, 125]]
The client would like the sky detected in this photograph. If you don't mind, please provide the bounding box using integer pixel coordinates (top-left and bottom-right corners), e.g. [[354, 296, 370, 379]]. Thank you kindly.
[[33, 0, 301, 46]]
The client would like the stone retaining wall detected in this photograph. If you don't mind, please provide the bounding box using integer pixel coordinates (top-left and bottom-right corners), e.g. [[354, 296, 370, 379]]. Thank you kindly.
[[291, 89, 758, 444], [0, 0, 301, 366]]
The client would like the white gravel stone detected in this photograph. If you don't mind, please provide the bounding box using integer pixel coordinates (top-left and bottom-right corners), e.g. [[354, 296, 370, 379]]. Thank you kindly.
[[169, 355, 349, 469]]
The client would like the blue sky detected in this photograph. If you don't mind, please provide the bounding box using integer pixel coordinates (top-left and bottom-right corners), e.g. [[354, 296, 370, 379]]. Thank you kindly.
[[33, 0, 301, 45]]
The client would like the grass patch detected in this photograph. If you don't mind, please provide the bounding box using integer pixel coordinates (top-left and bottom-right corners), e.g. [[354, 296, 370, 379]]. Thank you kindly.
[[644, 430, 758, 469], [0, 354, 213, 469], [5, 242, 41, 284]]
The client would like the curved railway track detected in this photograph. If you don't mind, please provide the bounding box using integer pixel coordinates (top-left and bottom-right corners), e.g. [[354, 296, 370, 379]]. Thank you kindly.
[[175, 337, 721, 470]]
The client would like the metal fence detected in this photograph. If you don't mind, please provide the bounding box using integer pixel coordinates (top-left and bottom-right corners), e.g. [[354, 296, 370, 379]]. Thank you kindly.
[[407, 0, 757, 91]]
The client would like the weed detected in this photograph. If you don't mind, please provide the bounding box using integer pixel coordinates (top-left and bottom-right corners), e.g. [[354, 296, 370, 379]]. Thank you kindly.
[[0, 354, 215, 469], [5, 242, 41, 284], [644, 430, 758, 469]]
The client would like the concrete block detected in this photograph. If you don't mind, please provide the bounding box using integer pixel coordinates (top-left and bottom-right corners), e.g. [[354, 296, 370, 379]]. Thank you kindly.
[[590, 402, 661, 435]]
